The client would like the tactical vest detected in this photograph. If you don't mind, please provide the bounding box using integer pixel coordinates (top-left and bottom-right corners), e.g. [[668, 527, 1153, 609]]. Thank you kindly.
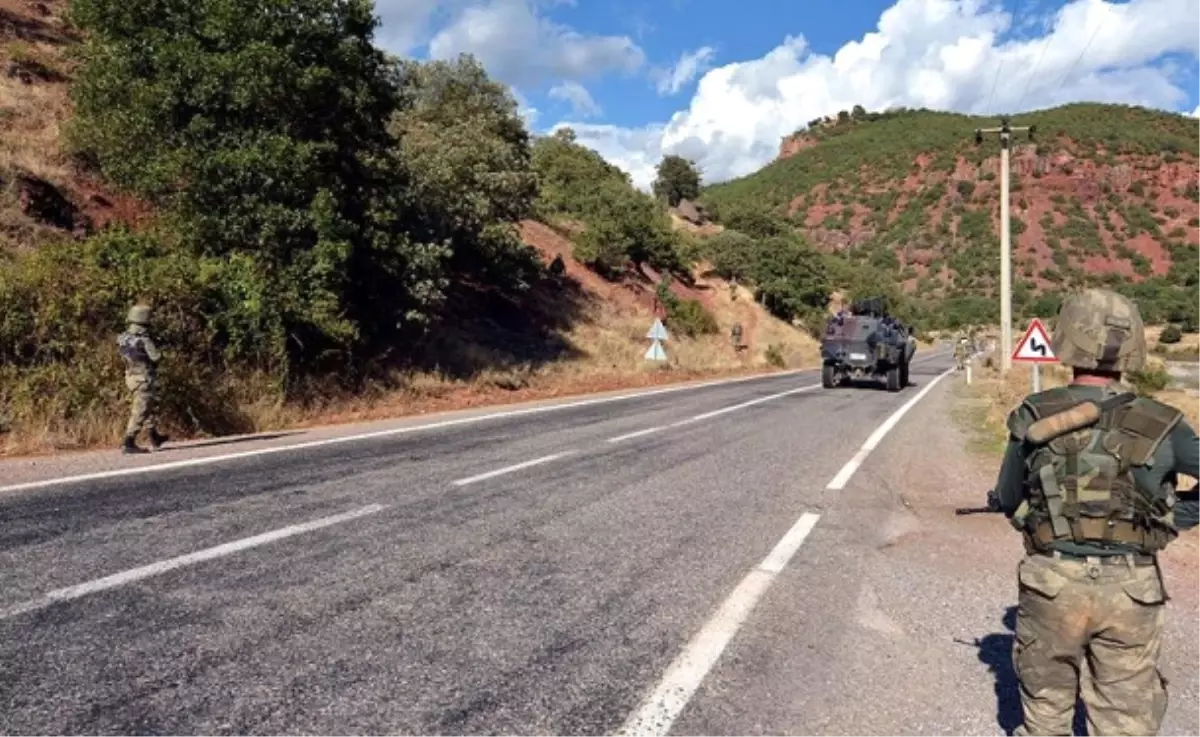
[[1016, 387, 1183, 554], [118, 331, 153, 373]]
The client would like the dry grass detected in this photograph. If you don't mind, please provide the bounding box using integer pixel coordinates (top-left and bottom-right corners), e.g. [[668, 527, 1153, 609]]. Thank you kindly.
[[1, 268, 822, 457], [0, 12, 77, 251], [289, 285, 820, 432], [1146, 324, 1200, 348], [0, 38, 72, 181], [1146, 325, 1200, 363], [952, 352, 1072, 456]]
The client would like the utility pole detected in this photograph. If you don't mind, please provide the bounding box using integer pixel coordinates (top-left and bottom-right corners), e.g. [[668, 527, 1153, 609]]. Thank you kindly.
[[974, 116, 1034, 373]]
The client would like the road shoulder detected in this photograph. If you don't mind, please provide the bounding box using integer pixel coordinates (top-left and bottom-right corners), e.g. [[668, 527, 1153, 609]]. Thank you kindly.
[[668, 370, 1199, 735]]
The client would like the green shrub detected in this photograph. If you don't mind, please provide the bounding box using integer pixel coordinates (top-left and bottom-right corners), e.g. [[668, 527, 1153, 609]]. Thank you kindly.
[[1159, 324, 1182, 344], [666, 298, 718, 337], [764, 343, 787, 367], [1128, 365, 1171, 395], [0, 227, 255, 441]]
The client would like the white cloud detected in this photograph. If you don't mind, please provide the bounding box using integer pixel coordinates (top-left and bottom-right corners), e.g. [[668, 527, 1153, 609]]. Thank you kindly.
[[549, 121, 667, 188], [557, 0, 1200, 191], [1192, 104, 1200, 117], [651, 46, 717, 96], [549, 81, 602, 117], [427, 0, 646, 89]]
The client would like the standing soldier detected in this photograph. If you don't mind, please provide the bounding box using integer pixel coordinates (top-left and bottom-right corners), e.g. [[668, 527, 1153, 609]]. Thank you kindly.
[[118, 304, 168, 454], [731, 321, 743, 350], [991, 288, 1199, 736], [954, 336, 967, 370]]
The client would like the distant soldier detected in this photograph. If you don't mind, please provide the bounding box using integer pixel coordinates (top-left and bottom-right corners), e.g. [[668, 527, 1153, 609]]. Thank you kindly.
[[991, 288, 1199, 736], [954, 336, 968, 369], [731, 322, 743, 349], [118, 304, 168, 454]]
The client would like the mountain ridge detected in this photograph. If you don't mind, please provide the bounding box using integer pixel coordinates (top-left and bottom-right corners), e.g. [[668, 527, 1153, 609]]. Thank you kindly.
[[699, 102, 1199, 326]]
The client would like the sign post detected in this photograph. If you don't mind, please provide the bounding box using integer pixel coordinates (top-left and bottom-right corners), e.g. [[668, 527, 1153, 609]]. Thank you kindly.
[[645, 318, 669, 362], [1011, 318, 1057, 393]]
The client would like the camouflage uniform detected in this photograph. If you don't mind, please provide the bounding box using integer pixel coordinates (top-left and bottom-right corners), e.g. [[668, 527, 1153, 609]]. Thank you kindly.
[[954, 337, 968, 369], [731, 322, 743, 348], [993, 288, 1199, 736], [118, 304, 168, 454]]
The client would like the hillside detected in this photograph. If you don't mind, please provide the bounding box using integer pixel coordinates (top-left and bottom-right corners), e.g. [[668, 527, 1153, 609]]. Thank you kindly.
[[0, 0, 148, 246], [700, 104, 1200, 329], [0, 0, 816, 455]]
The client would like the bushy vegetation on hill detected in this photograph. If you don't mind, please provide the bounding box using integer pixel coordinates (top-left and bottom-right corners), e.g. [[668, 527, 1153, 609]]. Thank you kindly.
[[1, 0, 758, 444], [700, 102, 1200, 331], [531, 128, 682, 276]]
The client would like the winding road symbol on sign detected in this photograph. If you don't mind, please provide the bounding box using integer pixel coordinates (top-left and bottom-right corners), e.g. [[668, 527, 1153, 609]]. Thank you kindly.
[[1012, 318, 1057, 364]]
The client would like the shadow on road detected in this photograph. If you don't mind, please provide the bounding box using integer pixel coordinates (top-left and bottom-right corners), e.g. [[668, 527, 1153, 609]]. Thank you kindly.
[[160, 431, 304, 452], [970, 605, 1088, 736]]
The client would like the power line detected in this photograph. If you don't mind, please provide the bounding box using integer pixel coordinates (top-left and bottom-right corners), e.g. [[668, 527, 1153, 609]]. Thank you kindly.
[[1054, 14, 1106, 95], [986, 57, 1005, 113], [1016, 29, 1055, 114]]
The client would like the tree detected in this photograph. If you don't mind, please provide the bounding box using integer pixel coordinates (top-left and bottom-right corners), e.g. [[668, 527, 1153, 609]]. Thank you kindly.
[[749, 235, 830, 320], [66, 0, 447, 377], [703, 230, 757, 282], [532, 132, 681, 274], [652, 154, 701, 207], [719, 206, 789, 239], [389, 53, 540, 291], [851, 104, 866, 120]]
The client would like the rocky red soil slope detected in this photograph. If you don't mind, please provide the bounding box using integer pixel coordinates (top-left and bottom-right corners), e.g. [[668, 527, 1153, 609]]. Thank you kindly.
[[708, 104, 1198, 315]]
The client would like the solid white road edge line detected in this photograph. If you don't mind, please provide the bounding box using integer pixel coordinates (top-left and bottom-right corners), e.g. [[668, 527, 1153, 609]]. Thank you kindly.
[[825, 365, 956, 490], [451, 452, 576, 486], [0, 369, 817, 496], [0, 503, 387, 621], [617, 512, 821, 737]]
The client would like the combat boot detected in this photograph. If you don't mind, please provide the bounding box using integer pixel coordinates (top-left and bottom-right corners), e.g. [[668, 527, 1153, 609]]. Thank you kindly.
[[122, 436, 147, 454], [148, 428, 169, 451]]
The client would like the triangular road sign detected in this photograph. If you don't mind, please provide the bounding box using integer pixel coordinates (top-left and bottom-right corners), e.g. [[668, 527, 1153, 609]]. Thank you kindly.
[[644, 340, 667, 361], [647, 318, 669, 342], [1012, 318, 1057, 363]]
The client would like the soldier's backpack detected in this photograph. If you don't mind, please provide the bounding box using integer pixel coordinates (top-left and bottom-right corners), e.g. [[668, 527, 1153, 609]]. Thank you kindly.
[[117, 331, 151, 370], [1014, 386, 1184, 552]]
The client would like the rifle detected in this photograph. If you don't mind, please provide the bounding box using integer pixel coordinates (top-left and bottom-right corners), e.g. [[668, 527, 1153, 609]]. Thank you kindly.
[[956, 488, 1002, 516]]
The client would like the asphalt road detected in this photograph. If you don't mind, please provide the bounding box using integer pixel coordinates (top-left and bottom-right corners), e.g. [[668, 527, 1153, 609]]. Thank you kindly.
[[0, 348, 1028, 735]]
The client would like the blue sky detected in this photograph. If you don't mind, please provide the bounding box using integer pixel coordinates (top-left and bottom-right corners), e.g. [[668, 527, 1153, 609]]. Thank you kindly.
[[535, 0, 912, 127], [378, 0, 1200, 188]]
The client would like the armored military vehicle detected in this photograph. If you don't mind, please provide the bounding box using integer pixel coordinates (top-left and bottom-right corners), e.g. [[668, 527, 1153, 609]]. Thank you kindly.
[[820, 297, 916, 391]]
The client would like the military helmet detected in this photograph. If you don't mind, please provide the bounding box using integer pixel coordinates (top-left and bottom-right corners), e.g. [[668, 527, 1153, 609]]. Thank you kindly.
[[127, 304, 152, 326], [1050, 288, 1145, 373]]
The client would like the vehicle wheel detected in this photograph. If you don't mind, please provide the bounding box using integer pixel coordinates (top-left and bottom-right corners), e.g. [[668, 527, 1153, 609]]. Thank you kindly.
[[822, 363, 836, 388], [886, 365, 901, 392]]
